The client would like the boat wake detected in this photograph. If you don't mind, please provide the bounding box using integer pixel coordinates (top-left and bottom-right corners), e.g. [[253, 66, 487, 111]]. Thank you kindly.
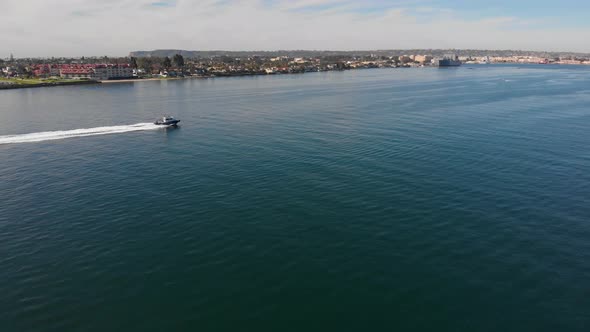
[[0, 123, 163, 145]]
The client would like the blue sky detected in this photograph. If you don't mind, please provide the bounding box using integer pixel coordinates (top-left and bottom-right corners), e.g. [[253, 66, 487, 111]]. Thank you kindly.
[[280, 0, 590, 25], [3, 0, 590, 57]]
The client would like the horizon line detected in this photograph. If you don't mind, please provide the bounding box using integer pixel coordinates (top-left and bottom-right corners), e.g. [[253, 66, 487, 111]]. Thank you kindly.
[[8, 48, 590, 59]]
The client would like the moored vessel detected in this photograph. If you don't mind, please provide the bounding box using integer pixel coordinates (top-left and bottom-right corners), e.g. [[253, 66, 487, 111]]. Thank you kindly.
[[437, 54, 461, 67]]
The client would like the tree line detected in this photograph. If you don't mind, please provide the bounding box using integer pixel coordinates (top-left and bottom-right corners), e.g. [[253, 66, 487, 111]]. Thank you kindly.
[[131, 54, 185, 73]]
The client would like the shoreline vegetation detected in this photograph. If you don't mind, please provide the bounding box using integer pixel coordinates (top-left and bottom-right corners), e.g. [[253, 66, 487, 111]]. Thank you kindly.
[[0, 76, 213, 89], [0, 77, 99, 89]]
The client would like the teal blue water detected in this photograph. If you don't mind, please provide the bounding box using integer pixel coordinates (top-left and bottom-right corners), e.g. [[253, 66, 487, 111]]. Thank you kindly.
[[1, 65, 589, 331]]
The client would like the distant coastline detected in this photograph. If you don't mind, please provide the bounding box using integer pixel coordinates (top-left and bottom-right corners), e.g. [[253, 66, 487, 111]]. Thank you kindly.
[[3, 62, 590, 90]]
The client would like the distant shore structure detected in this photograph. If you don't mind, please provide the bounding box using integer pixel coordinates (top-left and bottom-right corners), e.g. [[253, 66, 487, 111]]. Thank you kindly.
[[32, 64, 133, 80]]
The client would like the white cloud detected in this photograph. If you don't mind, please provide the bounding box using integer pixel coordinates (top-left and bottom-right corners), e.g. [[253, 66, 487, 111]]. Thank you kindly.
[[1, 0, 588, 57]]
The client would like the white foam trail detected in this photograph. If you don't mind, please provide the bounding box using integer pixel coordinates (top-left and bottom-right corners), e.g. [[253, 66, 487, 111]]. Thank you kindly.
[[0, 123, 163, 144]]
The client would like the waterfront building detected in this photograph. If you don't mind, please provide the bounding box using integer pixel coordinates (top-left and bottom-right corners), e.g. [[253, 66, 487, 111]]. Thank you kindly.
[[414, 55, 433, 64], [32, 64, 60, 78], [92, 64, 133, 80], [2, 66, 16, 76], [399, 55, 412, 64], [58, 64, 133, 80], [60, 65, 94, 79]]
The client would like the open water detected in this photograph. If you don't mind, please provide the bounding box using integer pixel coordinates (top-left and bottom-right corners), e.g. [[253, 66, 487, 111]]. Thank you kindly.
[[1, 65, 589, 331]]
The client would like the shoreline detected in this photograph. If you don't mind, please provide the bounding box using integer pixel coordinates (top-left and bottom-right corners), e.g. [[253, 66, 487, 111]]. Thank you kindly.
[[0, 80, 100, 90], [99, 77, 195, 84], [3, 63, 589, 90]]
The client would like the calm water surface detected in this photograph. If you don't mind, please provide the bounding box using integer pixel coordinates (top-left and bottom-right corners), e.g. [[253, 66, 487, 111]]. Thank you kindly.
[[1, 65, 589, 331]]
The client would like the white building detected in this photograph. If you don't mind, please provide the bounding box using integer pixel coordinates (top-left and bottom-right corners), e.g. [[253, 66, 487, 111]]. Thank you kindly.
[[59, 64, 133, 80], [92, 65, 133, 80]]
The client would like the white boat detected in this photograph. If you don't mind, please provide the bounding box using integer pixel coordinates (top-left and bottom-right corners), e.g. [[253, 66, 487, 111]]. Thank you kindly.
[[154, 116, 180, 126]]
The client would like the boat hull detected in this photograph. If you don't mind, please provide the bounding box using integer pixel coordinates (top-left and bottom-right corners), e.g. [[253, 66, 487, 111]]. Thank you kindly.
[[437, 59, 461, 67], [154, 120, 180, 126]]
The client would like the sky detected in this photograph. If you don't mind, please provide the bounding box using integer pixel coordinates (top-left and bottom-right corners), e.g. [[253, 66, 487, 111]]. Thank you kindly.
[[2, 0, 590, 57]]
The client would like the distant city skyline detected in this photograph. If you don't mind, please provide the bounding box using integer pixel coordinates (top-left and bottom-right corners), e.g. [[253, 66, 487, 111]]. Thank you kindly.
[[4, 0, 590, 57]]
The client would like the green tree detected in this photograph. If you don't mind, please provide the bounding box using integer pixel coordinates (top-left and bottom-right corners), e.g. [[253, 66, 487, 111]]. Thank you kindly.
[[173, 54, 184, 68], [130, 57, 138, 69], [162, 56, 172, 69], [15, 64, 26, 75], [137, 57, 153, 74], [24, 66, 34, 79]]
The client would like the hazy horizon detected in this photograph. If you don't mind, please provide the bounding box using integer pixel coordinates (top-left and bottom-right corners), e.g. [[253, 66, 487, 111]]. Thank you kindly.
[[7, 47, 590, 60], [4, 0, 590, 57]]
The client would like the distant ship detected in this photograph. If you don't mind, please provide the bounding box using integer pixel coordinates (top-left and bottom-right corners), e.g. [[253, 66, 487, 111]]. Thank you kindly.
[[437, 54, 461, 67]]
